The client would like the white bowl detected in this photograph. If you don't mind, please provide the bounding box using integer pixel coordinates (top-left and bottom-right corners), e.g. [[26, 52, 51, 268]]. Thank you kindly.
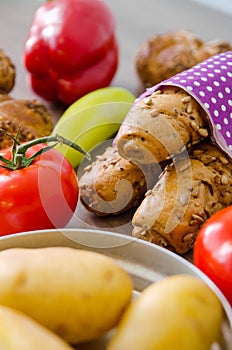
[[0, 228, 231, 349]]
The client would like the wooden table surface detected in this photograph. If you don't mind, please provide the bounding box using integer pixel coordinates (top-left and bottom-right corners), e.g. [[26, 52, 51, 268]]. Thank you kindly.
[[0, 0, 232, 258]]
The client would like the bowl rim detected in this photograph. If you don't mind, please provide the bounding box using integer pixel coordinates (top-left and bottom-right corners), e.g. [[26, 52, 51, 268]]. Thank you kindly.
[[0, 227, 231, 329]]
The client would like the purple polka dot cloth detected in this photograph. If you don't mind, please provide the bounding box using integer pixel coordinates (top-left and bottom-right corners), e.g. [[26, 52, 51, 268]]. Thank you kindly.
[[140, 51, 232, 159]]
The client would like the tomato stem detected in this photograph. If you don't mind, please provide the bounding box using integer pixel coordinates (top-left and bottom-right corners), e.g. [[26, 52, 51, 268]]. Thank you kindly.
[[0, 133, 90, 170], [15, 154, 23, 169]]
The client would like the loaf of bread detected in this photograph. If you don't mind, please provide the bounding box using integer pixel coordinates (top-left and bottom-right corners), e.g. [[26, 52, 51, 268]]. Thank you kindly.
[[115, 86, 209, 164], [131, 142, 232, 254], [0, 98, 53, 149], [135, 30, 232, 87], [79, 146, 162, 216]]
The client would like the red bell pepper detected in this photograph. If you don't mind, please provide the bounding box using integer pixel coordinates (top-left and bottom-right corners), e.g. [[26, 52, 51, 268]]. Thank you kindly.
[[24, 0, 118, 105]]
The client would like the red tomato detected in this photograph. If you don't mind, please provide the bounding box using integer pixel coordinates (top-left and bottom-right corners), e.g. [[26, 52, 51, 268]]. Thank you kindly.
[[193, 206, 232, 305], [0, 144, 78, 235]]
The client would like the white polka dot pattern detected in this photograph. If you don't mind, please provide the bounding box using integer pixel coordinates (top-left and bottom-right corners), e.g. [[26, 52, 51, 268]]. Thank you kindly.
[[140, 51, 232, 159]]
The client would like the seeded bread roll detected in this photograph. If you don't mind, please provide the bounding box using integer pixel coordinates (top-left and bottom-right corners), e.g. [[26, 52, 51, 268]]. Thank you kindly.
[[135, 30, 232, 87], [79, 146, 162, 216], [0, 98, 53, 149], [115, 86, 209, 165], [132, 142, 232, 254], [0, 48, 15, 94]]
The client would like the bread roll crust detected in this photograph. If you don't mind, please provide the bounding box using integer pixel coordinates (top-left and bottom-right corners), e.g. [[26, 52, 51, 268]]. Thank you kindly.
[[79, 146, 161, 216], [132, 143, 232, 254], [0, 98, 53, 149], [0, 48, 15, 94], [116, 87, 208, 164], [135, 30, 232, 87]]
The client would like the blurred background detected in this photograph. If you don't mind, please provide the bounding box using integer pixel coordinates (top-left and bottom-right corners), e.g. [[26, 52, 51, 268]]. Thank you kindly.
[[0, 0, 232, 102]]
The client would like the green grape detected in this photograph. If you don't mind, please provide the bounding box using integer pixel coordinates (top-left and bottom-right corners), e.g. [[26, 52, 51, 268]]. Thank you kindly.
[[52, 87, 135, 167]]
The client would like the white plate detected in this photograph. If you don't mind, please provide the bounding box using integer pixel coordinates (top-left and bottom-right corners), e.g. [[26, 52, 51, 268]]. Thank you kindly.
[[0, 228, 231, 349]]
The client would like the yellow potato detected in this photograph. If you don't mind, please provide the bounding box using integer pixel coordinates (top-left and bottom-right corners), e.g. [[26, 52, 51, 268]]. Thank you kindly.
[[0, 305, 73, 350], [107, 274, 223, 350], [0, 247, 132, 344]]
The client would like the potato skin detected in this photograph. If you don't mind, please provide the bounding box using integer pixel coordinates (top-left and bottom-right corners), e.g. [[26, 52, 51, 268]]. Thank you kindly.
[[107, 274, 223, 350], [0, 247, 133, 344], [0, 305, 73, 350]]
